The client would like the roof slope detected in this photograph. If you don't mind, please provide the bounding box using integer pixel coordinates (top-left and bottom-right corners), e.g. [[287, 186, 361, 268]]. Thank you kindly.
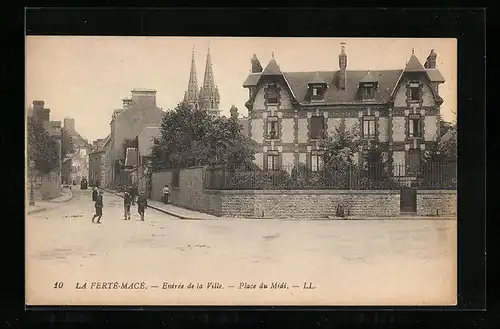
[[283, 70, 402, 104]]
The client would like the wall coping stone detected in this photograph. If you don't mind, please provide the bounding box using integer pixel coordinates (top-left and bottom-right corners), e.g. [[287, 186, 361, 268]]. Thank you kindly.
[[210, 189, 400, 195], [417, 190, 457, 194]]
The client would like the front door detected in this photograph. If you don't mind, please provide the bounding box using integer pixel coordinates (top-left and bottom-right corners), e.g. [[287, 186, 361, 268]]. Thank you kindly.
[[400, 187, 417, 213]]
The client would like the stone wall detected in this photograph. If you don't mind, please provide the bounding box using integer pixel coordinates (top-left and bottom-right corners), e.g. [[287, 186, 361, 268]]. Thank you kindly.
[[151, 166, 456, 219], [218, 190, 400, 219], [417, 190, 457, 216]]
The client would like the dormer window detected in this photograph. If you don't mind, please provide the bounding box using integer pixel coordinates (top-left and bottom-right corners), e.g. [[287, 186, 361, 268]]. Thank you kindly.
[[266, 83, 279, 104], [362, 83, 376, 100], [409, 82, 421, 102], [308, 73, 327, 101]]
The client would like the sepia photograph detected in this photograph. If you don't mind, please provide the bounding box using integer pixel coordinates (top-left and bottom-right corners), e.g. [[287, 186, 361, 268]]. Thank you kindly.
[[26, 36, 457, 306]]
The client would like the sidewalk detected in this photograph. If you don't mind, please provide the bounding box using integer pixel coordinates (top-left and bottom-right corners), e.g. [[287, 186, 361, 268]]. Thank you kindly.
[[27, 188, 74, 215], [102, 189, 220, 220]]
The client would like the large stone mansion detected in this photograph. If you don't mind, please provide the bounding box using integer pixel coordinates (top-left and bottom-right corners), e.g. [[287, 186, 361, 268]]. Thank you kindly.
[[242, 43, 446, 177]]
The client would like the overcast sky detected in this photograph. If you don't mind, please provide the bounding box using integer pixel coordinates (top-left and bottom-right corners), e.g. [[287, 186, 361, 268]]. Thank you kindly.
[[26, 37, 456, 142]]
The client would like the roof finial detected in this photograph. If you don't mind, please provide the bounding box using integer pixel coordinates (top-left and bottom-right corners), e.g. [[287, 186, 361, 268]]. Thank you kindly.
[[272, 51, 275, 59], [412, 47, 415, 55]]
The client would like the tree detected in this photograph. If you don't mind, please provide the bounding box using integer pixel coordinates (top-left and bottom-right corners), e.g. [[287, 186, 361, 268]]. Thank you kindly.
[[27, 117, 59, 174], [425, 120, 457, 164], [151, 102, 257, 170], [61, 127, 75, 158], [318, 118, 361, 170]]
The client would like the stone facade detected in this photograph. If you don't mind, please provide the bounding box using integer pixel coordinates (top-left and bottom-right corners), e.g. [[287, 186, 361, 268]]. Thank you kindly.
[[242, 46, 446, 176], [108, 89, 164, 186]]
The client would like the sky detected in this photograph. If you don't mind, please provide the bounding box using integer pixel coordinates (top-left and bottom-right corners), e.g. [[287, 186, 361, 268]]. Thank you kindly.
[[26, 37, 457, 142]]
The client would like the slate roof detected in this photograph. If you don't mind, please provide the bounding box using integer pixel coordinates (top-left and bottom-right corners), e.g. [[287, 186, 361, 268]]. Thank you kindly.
[[426, 69, 445, 83], [309, 72, 327, 84], [404, 54, 427, 73], [243, 73, 261, 87], [261, 59, 282, 76], [243, 54, 445, 105], [283, 70, 402, 104], [91, 134, 111, 154], [359, 71, 378, 83]]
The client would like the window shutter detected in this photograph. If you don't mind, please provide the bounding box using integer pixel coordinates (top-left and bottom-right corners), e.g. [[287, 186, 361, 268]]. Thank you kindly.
[[263, 153, 268, 171], [409, 118, 414, 135], [278, 152, 283, 170], [306, 153, 311, 171]]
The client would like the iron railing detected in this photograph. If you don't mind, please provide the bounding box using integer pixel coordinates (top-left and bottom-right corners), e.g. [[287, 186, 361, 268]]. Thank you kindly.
[[204, 163, 457, 190]]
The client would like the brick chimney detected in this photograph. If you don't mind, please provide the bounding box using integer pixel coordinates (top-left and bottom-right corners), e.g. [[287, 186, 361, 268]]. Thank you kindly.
[[63, 117, 76, 133], [123, 97, 132, 110], [131, 89, 156, 108], [338, 42, 347, 90], [32, 100, 50, 122]]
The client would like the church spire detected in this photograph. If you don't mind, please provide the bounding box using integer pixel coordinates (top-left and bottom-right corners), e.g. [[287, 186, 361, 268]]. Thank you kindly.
[[185, 46, 199, 108], [199, 45, 220, 117]]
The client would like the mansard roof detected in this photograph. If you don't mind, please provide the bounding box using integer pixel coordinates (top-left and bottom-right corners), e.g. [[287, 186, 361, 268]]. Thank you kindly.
[[282, 70, 402, 105]]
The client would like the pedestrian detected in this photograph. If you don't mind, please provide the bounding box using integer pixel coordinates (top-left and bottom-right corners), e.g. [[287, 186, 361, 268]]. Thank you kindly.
[[123, 190, 132, 220], [130, 185, 137, 205], [92, 191, 104, 224], [92, 186, 98, 202], [162, 184, 170, 204], [136, 191, 148, 221]]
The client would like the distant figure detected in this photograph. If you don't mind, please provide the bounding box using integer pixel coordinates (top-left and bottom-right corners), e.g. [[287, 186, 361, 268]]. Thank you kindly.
[[123, 191, 132, 220], [130, 184, 138, 205], [136, 191, 148, 221], [336, 204, 345, 218], [92, 191, 104, 224], [162, 184, 170, 204], [92, 187, 98, 202]]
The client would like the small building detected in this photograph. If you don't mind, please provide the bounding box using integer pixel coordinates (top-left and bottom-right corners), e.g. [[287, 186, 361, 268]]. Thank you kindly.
[[88, 134, 111, 187]]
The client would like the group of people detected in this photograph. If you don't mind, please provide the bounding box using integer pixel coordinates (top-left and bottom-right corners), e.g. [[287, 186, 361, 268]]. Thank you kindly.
[[91, 185, 149, 223]]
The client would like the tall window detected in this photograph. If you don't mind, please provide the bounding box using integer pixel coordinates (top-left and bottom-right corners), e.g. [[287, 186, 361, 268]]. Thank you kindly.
[[362, 115, 376, 138], [311, 153, 324, 172], [266, 83, 279, 104], [312, 87, 318, 96], [267, 152, 279, 171], [408, 114, 422, 137], [267, 116, 279, 139], [410, 82, 420, 101], [363, 85, 375, 99], [310, 116, 324, 139]]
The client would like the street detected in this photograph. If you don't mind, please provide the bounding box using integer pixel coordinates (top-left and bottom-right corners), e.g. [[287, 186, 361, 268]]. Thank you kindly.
[[26, 188, 457, 306]]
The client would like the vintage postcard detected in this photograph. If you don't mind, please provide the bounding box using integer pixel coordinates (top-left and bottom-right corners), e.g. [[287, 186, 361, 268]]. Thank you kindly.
[[26, 36, 457, 306]]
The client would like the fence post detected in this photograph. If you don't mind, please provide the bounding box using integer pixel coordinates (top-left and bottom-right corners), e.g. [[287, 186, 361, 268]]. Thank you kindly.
[[349, 164, 352, 190]]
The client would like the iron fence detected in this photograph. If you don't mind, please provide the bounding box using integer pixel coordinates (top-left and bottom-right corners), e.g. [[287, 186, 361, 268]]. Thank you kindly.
[[204, 163, 457, 190]]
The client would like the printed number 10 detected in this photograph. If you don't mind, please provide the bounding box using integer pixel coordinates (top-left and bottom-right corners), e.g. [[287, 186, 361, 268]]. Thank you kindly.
[[54, 282, 64, 289]]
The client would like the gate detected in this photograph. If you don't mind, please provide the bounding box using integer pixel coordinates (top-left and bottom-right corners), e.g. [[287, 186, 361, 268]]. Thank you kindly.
[[400, 186, 417, 213]]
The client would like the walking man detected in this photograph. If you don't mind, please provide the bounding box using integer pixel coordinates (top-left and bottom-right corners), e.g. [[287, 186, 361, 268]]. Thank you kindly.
[[136, 191, 148, 221], [92, 191, 104, 224], [123, 190, 132, 220], [162, 184, 170, 204], [92, 186, 98, 202]]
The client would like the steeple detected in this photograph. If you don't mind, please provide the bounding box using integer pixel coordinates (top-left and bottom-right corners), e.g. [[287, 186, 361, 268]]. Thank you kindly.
[[199, 45, 220, 117], [185, 46, 199, 109]]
